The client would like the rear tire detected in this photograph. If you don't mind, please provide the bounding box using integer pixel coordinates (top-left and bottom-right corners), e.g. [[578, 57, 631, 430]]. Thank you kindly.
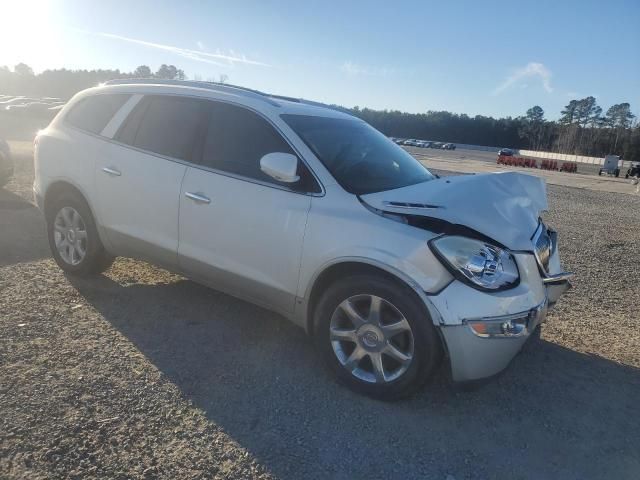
[[313, 274, 442, 400], [46, 191, 114, 276]]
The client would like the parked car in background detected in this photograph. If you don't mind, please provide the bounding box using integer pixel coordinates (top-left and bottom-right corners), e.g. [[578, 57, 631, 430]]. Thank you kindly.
[[624, 161, 639, 179], [34, 79, 573, 399], [416, 141, 431, 148], [442, 143, 456, 150], [403, 139, 418, 146], [498, 148, 514, 156], [5, 102, 55, 115], [0, 96, 39, 106], [0, 138, 13, 187], [6, 101, 44, 112], [430, 142, 443, 149]]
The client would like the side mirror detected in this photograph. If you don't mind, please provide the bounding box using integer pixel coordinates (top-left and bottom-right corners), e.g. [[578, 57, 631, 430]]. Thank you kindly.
[[260, 152, 300, 183]]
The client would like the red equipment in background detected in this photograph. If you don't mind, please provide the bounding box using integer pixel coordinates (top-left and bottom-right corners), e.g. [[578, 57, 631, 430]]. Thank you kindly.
[[497, 155, 578, 173]]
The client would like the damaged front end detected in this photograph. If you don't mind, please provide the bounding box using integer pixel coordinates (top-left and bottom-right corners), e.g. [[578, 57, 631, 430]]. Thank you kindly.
[[360, 171, 573, 382], [360, 172, 573, 292]]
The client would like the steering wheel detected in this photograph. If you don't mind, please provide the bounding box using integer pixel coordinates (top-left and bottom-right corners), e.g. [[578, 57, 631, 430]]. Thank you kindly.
[[332, 144, 371, 177]]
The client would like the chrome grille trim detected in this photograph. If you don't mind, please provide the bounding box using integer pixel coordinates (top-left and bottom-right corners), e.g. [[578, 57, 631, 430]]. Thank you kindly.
[[532, 222, 553, 274]]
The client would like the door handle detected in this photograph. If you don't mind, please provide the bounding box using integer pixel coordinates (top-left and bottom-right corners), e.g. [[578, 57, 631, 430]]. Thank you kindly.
[[102, 166, 121, 176], [185, 191, 211, 204]]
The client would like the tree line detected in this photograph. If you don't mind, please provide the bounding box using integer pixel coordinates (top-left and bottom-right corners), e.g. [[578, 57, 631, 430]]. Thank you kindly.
[[348, 100, 638, 161], [0, 63, 187, 101], [1, 63, 638, 160]]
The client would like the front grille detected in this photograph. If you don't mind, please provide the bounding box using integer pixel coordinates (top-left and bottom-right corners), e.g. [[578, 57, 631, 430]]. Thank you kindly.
[[533, 223, 553, 273]]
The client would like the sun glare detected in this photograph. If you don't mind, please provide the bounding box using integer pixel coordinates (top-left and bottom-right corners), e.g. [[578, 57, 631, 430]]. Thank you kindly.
[[0, 0, 57, 70]]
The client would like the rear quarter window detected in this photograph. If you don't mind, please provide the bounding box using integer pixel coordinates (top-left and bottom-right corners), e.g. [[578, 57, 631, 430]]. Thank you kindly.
[[64, 94, 131, 135]]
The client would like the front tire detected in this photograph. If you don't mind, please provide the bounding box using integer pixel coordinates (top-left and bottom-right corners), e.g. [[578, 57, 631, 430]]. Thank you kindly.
[[313, 274, 442, 400], [46, 192, 114, 276]]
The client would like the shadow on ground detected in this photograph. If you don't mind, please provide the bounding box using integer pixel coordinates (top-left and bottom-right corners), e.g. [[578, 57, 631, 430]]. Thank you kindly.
[[70, 273, 640, 480], [0, 187, 49, 267]]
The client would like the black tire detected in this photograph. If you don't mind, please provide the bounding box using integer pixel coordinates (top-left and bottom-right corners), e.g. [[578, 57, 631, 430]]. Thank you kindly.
[[46, 191, 114, 276], [615, 169, 620, 177], [313, 274, 443, 400], [598, 169, 603, 176]]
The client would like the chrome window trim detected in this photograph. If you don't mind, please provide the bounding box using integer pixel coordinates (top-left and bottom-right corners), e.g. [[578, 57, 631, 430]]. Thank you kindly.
[[100, 94, 144, 138], [61, 93, 326, 197]]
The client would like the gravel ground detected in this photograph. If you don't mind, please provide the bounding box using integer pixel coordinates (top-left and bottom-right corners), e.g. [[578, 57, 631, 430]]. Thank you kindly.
[[1, 146, 639, 479]]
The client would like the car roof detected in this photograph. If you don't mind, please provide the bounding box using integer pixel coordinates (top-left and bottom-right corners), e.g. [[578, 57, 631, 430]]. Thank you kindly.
[[81, 79, 356, 120]]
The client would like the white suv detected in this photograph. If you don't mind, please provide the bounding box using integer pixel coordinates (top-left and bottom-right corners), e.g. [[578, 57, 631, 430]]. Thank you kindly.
[[33, 80, 572, 399]]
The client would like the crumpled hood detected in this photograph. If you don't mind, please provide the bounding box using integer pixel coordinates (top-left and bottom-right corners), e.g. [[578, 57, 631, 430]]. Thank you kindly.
[[360, 172, 547, 250]]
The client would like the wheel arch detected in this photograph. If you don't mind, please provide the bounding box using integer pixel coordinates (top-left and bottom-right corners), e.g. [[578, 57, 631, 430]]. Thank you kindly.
[[42, 180, 110, 251], [43, 180, 93, 220], [303, 258, 443, 336]]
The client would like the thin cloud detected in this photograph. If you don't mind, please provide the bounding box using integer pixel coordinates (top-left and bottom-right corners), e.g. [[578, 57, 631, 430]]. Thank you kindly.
[[86, 31, 270, 68], [341, 61, 395, 78], [196, 40, 205, 51], [493, 62, 552, 95]]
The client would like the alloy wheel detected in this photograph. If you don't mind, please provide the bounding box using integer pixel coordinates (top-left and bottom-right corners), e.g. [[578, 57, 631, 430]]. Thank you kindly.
[[53, 206, 88, 266], [329, 294, 415, 384]]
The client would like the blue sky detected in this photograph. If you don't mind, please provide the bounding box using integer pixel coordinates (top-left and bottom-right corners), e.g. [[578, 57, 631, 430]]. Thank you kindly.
[[2, 0, 638, 119]]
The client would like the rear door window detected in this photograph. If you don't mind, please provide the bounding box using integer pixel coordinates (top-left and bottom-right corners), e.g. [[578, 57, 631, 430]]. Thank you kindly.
[[118, 95, 208, 162], [65, 94, 131, 135]]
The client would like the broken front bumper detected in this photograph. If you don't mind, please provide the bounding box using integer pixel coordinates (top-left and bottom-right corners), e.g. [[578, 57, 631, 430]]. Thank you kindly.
[[439, 297, 546, 382], [431, 251, 572, 383]]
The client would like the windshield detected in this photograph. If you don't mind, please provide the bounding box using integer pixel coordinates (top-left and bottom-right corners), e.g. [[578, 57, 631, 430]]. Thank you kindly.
[[281, 114, 435, 195]]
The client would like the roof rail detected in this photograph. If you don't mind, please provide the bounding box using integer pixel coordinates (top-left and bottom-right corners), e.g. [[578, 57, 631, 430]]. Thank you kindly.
[[102, 78, 352, 114], [102, 78, 281, 106]]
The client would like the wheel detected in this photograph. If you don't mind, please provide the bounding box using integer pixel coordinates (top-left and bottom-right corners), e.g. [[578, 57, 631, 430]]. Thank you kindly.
[[313, 274, 442, 400], [615, 169, 620, 177], [598, 169, 602, 176], [46, 192, 114, 276]]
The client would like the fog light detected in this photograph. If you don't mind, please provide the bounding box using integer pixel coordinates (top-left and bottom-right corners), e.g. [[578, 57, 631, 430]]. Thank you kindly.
[[500, 320, 525, 336], [468, 317, 527, 338]]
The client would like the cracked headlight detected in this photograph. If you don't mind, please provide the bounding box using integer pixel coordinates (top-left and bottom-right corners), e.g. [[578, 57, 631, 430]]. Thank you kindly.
[[429, 236, 520, 291]]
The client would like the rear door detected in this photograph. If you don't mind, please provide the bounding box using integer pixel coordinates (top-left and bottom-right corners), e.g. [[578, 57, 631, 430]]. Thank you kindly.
[[178, 101, 319, 313], [95, 95, 208, 267]]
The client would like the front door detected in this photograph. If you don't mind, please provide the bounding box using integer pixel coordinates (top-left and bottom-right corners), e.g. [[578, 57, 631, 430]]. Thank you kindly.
[[178, 101, 317, 313]]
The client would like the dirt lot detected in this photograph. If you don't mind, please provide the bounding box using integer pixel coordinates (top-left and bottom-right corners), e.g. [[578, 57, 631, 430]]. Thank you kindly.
[[1, 143, 639, 479]]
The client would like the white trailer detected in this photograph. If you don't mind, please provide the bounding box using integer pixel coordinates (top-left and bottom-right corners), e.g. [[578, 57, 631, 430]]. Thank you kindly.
[[599, 155, 621, 177]]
